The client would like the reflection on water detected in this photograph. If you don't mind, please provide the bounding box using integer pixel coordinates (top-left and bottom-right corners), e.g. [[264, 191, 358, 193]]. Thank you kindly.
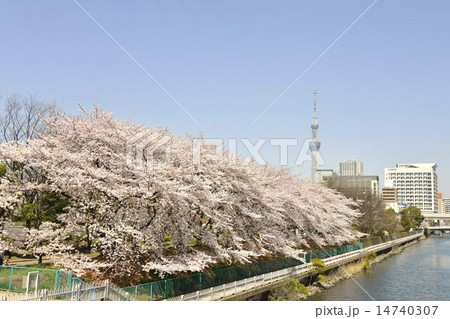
[[308, 234, 450, 301]]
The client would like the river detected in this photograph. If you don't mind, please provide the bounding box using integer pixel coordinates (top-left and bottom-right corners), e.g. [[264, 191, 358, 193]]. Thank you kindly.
[[308, 234, 450, 301]]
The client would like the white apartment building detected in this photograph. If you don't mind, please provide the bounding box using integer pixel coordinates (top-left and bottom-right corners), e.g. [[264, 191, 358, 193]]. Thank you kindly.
[[338, 160, 364, 176], [384, 163, 438, 214]]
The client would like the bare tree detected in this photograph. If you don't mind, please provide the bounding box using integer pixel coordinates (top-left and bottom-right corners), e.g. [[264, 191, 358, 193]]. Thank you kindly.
[[0, 93, 59, 143], [324, 183, 401, 235]]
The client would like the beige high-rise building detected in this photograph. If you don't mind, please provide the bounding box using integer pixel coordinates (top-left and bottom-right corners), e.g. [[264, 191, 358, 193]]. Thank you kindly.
[[382, 187, 399, 212], [382, 188, 398, 203], [443, 198, 450, 214]]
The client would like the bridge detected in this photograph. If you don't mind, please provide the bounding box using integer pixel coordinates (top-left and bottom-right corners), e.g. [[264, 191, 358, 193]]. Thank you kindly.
[[422, 213, 450, 221], [168, 232, 423, 301], [422, 214, 450, 233]]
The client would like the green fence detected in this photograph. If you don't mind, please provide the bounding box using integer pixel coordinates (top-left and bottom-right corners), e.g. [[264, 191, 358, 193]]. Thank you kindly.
[[121, 257, 304, 301], [359, 231, 411, 249], [305, 242, 363, 263], [121, 231, 417, 300], [306, 231, 413, 262], [0, 266, 72, 293]]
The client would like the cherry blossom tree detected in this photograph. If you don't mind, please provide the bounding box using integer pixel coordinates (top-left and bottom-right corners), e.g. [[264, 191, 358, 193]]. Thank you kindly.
[[0, 106, 361, 281]]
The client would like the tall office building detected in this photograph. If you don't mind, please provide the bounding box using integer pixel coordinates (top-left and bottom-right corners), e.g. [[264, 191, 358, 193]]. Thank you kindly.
[[338, 160, 364, 176], [384, 163, 438, 214], [323, 175, 379, 196]]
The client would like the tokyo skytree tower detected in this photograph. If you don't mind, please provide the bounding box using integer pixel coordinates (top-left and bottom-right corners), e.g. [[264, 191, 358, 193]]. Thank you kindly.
[[309, 90, 321, 183]]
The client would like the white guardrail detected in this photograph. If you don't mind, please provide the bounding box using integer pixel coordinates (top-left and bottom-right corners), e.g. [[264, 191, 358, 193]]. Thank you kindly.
[[168, 232, 423, 301]]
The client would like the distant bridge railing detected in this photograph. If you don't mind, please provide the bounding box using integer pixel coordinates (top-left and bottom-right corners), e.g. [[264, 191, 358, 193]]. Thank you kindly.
[[427, 226, 450, 231], [423, 214, 450, 221]]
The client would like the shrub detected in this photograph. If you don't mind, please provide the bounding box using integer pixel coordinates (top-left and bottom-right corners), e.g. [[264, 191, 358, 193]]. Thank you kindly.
[[366, 251, 376, 261], [362, 260, 371, 271], [311, 258, 329, 275], [362, 251, 376, 272], [268, 278, 308, 301]]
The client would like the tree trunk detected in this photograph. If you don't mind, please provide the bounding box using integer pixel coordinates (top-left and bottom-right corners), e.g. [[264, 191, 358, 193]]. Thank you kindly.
[[85, 225, 92, 251]]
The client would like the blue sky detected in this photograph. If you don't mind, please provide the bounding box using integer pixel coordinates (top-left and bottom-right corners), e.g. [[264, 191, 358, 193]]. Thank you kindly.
[[1, 1, 449, 195]]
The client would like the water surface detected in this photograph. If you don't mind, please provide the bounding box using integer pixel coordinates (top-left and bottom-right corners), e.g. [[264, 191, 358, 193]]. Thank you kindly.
[[308, 235, 450, 301]]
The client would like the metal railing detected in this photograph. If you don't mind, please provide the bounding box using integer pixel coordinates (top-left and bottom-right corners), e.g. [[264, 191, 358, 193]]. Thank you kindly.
[[120, 256, 305, 300], [0, 233, 422, 301], [168, 232, 422, 301], [0, 279, 130, 301], [121, 232, 415, 301]]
